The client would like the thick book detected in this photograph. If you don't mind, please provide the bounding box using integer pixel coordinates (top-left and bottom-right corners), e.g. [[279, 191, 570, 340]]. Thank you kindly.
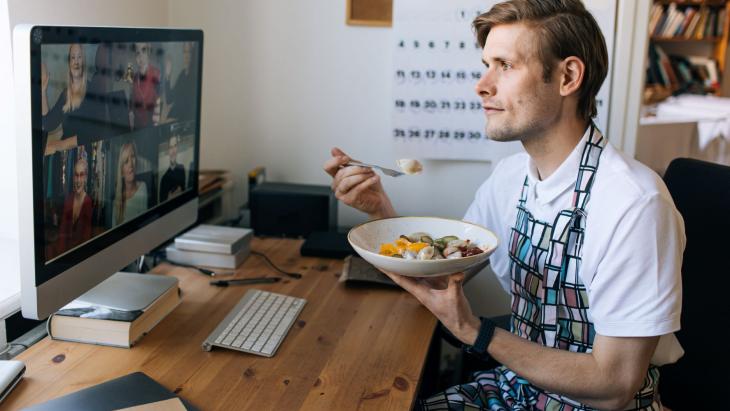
[[47, 280, 181, 348], [175, 224, 252, 254], [166, 243, 250, 269], [23, 371, 198, 411]]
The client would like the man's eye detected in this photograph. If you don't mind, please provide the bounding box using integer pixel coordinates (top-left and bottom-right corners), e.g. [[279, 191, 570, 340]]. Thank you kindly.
[[501, 62, 512, 70]]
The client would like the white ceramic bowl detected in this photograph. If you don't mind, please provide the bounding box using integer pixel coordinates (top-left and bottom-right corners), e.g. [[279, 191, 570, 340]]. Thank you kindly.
[[347, 217, 499, 277]]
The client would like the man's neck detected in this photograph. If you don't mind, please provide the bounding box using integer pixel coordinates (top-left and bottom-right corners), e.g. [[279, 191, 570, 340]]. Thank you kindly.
[[521, 116, 588, 180]]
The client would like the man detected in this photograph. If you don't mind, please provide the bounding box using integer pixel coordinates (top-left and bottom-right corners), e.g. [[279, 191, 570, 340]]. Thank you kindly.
[[130, 42, 160, 129], [323, 1, 684, 410], [159, 135, 186, 202], [164, 42, 197, 122]]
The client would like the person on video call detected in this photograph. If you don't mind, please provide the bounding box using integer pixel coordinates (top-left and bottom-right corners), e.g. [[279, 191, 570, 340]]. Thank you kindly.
[[58, 153, 93, 254], [130, 42, 160, 129], [113, 141, 148, 225], [323, 1, 684, 409], [159, 134, 186, 202], [86, 43, 131, 138], [163, 42, 197, 122], [42, 44, 98, 155]]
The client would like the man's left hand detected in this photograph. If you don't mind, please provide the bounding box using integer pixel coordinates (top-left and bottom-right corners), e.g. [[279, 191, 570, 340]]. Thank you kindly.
[[380, 270, 481, 346]]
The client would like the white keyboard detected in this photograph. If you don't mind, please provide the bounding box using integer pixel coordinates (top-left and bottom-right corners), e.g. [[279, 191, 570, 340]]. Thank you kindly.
[[202, 289, 306, 357]]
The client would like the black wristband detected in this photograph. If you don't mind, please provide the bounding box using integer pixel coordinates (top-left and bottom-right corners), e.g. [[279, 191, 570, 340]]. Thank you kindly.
[[465, 317, 496, 359]]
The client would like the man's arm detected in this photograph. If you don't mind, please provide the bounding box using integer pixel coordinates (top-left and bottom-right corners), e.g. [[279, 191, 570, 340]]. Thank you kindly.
[[383, 272, 658, 411], [477, 326, 657, 410]]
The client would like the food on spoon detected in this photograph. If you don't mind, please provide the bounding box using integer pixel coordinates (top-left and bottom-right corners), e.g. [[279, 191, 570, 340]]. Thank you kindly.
[[396, 159, 423, 175]]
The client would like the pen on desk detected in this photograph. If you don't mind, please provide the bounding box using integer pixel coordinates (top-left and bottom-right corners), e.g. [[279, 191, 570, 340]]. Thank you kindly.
[[210, 277, 281, 286]]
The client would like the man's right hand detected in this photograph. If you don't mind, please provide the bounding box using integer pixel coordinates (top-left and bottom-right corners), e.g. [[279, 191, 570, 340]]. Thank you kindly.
[[324, 147, 396, 220]]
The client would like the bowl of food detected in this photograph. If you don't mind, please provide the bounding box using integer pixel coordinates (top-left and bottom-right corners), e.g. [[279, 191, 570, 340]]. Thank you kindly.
[[347, 216, 499, 277]]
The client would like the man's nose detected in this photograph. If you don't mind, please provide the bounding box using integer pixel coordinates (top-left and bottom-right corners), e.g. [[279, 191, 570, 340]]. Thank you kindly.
[[475, 69, 495, 97]]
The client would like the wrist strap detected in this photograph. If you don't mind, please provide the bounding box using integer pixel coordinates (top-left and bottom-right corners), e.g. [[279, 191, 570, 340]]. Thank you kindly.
[[465, 317, 496, 359]]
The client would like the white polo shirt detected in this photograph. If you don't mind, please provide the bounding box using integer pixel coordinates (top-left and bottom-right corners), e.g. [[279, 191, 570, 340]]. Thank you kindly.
[[464, 129, 685, 338]]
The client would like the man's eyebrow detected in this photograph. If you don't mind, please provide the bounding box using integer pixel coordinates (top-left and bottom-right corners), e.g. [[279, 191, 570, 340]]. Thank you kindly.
[[482, 56, 513, 65]]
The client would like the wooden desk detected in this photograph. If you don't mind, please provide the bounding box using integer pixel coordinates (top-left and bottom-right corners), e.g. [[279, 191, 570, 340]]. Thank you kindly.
[[3, 238, 437, 410]]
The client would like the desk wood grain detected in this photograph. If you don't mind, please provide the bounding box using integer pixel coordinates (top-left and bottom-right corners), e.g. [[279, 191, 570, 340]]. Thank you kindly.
[[2, 238, 437, 411]]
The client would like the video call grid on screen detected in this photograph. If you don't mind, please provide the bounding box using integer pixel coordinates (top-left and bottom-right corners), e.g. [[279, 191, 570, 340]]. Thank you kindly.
[[29, 27, 203, 278]]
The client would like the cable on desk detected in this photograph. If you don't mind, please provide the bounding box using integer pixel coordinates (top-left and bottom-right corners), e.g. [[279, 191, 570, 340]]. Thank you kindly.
[[250, 250, 303, 279]]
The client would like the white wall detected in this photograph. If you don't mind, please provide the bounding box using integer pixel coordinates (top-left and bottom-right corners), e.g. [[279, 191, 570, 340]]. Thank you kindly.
[[7, 0, 168, 27], [0, 1, 20, 318], [168, 0, 509, 315], [168, 0, 495, 222]]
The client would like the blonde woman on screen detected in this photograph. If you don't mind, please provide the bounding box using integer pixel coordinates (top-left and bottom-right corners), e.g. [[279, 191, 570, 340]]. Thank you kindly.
[[42, 43, 93, 155], [112, 142, 147, 225]]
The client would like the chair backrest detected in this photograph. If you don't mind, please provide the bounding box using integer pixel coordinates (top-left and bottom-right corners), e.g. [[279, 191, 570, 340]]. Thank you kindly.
[[660, 158, 730, 409]]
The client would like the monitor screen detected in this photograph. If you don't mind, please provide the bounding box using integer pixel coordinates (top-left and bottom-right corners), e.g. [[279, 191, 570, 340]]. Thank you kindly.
[[29, 27, 202, 284]]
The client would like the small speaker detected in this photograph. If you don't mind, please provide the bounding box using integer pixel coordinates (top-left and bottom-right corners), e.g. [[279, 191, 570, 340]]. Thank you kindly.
[[249, 182, 337, 238]]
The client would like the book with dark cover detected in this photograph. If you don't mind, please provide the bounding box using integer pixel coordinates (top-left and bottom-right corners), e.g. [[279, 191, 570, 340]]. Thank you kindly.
[[55, 306, 143, 322], [23, 371, 198, 411], [340, 255, 398, 288]]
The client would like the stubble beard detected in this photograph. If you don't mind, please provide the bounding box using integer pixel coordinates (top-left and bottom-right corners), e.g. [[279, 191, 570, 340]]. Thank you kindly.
[[485, 115, 545, 143]]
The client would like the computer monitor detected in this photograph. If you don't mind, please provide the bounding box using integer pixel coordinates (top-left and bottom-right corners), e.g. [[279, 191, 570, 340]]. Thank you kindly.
[[13, 26, 203, 319]]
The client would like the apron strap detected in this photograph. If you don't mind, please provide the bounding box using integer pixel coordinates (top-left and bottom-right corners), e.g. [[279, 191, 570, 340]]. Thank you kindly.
[[540, 124, 607, 347]]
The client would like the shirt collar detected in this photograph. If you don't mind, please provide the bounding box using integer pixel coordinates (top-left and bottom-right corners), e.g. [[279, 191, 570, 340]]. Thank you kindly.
[[525, 126, 592, 206]]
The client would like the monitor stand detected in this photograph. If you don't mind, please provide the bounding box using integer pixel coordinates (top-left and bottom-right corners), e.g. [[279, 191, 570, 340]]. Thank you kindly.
[[0, 320, 7, 358], [75, 272, 178, 312]]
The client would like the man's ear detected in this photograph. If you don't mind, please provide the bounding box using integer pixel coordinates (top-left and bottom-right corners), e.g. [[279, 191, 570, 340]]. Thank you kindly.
[[559, 56, 585, 97]]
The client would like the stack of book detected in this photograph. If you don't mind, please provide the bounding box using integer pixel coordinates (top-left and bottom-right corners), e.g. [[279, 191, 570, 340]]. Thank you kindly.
[[649, 3, 726, 40], [647, 43, 720, 93], [166, 225, 253, 269], [48, 274, 181, 348]]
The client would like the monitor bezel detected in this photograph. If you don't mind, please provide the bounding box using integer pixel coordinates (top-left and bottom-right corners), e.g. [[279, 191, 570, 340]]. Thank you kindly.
[[29, 26, 203, 286]]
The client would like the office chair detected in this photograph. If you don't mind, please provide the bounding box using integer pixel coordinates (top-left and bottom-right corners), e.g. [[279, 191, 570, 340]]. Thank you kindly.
[[659, 158, 730, 410]]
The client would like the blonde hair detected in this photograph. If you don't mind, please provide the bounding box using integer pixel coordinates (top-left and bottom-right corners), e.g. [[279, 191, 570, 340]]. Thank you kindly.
[[114, 142, 137, 224], [62, 44, 87, 113], [74, 156, 88, 177]]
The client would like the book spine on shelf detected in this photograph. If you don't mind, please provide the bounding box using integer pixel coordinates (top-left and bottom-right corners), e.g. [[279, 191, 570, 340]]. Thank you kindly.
[[685, 9, 702, 38], [679, 8, 697, 37]]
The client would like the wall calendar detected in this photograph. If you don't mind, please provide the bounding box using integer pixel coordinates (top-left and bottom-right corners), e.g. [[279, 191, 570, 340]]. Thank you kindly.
[[391, 0, 616, 161]]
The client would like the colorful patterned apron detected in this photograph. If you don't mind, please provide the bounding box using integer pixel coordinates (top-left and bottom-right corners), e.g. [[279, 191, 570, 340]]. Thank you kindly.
[[419, 125, 661, 411]]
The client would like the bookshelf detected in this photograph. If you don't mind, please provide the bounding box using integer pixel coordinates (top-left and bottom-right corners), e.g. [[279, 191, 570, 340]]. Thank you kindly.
[[646, 0, 730, 101]]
